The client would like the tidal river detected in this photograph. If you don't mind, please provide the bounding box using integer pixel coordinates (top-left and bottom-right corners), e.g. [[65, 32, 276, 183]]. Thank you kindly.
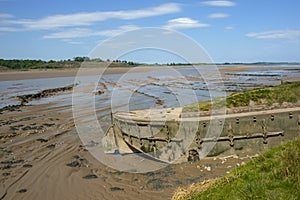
[[0, 65, 299, 200]]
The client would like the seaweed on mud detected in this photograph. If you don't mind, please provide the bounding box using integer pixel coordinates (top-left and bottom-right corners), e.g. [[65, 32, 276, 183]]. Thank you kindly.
[[36, 138, 48, 143], [66, 161, 80, 167], [2, 172, 10, 176], [1, 159, 24, 165], [82, 174, 98, 179], [17, 189, 27, 193], [110, 187, 124, 191], [17, 84, 76, 105], [0, 105, 22, 114], [46, 144, 56, 149], [0, 116, 37, 126], [22, 164, 33, 168], [146, 178, 168, 190]]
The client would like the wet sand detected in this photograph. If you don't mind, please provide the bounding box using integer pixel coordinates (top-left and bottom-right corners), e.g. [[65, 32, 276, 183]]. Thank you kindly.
[[0, 64, 266, 82], [0, 66, 168, 81]]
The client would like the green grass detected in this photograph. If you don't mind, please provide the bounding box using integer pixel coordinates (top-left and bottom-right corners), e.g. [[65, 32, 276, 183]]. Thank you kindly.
[[172, 139, 300, 200], [183, 81, 300, 112]]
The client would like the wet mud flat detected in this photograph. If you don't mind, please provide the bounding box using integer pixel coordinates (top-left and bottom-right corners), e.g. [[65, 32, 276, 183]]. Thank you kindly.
[[0, 65, 299, 199], [0, 103, 256, 200]]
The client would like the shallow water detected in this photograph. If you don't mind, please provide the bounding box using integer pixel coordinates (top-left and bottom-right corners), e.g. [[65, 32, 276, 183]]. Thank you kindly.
[[0, 66, 299, 111], [0, 65, 299, 200]]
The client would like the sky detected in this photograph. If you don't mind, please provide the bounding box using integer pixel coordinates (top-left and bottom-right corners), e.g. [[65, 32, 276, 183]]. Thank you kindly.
[[0, 0, 300, 63]]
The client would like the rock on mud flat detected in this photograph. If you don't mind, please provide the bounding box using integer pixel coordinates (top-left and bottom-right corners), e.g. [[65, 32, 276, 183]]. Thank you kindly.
[[82, 174, 98, 179], [110, 187, 124, 191], [17, 189, 27, 193], [66, 161, 80, 167]]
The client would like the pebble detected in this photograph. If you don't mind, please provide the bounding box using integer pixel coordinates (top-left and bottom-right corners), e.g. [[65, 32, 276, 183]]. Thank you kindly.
[[17, 189, 27, 193], [83, 174, 98, 179], [110, 187, 124, 191], [46, 144, 56, 149], [2, 172, 10, 176], [23, 164, 33, 168], [36, 138, 48, 143], [66, 161, 80, 167], [204, 166, 211, 171]]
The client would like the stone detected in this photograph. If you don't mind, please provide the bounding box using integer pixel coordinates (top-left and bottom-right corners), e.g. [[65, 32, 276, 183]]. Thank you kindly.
[[110, 187, 124, 191], [17, 189, 27, 193], [83, 174, 98, 179], [66, 161, 80, 167], [23, 164, 33, 168]]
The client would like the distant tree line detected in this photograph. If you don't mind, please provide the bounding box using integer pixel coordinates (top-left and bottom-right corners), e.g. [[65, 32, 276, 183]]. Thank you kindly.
[[112, 59, 138, 66], [0, 57, 139, 70]]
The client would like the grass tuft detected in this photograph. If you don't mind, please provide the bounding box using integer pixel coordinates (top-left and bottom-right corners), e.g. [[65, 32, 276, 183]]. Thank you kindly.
[[183, 81, 300, 112], [172, 138, 300, 200]]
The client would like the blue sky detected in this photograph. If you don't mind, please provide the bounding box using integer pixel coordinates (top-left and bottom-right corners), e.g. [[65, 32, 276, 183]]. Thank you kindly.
[[0, 0, 300, 63]]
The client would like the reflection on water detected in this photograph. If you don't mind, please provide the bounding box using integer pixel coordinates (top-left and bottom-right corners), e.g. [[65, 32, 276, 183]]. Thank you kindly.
[[0, 66, 299, 111]]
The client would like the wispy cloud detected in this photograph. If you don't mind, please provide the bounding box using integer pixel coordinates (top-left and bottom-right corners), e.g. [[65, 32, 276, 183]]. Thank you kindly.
[[43, 25, 139, 39], [164, 17, 209, 29], [0, 26, 20, 32], [208, 13, 229, 19], [61, 39, 84, 45], [4, 3, 180, 30], [225, 26, 234, 30], [246, 30, 300, 40], [202, 1, 236, 7], [0, 13, 14, 19]]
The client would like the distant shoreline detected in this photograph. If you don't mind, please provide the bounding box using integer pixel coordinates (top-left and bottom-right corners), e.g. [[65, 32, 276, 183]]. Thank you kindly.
[[0, 66, 165, 81], [1, 64, 299, 82]]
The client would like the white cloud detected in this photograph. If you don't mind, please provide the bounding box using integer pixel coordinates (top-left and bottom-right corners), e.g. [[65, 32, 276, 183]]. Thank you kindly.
[[98, 25, 139, 37], [208, 13, 229, 19], [202, 1, 236, 7], [0, 26, 20, 32], [5, 3, 180, 30], [61, 39, 84, 45], [0, 13, 14, 19], [43, 28, 96, 39], [164, 17, 209, 29], [225, 26, 234, 30], [43, 25, 139, 39], [246, 30, 300, 40]]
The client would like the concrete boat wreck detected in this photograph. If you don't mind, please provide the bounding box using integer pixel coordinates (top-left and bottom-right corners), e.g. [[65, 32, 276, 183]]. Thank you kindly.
[[103, 107, 300, 163]]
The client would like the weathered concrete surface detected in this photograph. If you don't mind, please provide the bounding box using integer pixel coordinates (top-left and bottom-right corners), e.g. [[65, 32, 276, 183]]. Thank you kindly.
[[104, 107, 300, 163]]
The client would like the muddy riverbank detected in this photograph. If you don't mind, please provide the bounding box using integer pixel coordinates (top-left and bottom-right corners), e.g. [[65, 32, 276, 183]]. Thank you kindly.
[[0, 65, 299, 199]]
